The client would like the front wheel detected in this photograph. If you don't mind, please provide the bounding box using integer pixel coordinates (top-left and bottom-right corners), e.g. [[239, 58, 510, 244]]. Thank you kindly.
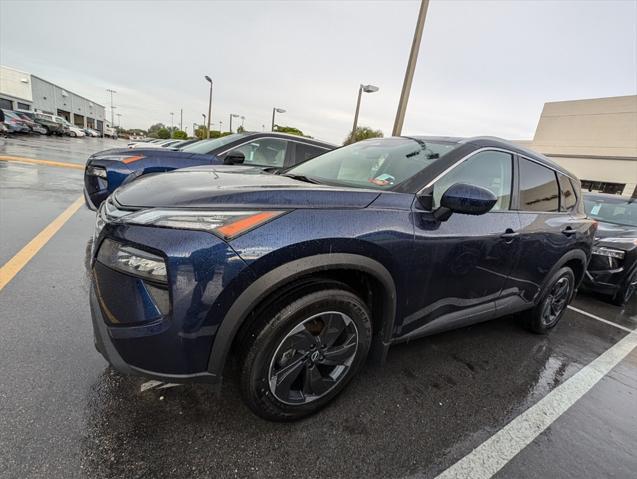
[[525, 267, 575, 334], [239, 287, 372, 421]]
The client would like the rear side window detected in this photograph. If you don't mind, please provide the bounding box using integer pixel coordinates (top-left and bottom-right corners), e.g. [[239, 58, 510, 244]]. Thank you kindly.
[[294, 143, 329, 163], [519, 159, 559, 212], [558, 174, 577, 212]]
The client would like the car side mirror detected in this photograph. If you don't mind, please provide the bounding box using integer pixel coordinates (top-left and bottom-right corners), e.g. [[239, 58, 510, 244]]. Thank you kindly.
[[433, 183, 497, 221], [224, 150, 245, 165]]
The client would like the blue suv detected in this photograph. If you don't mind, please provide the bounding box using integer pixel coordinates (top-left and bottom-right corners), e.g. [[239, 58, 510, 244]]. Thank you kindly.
[[89, 136, 596, 420]]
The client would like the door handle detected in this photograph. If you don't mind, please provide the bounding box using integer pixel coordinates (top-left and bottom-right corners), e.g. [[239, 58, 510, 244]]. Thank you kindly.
[[501, 229, 519, 242], [562, 227, 577, 236]]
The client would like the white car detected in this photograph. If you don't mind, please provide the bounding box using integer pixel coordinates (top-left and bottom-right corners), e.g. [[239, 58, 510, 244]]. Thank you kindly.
[[130, 139, 180, 149], [84, 128, 101, 137], [53, 116, 86, 137]]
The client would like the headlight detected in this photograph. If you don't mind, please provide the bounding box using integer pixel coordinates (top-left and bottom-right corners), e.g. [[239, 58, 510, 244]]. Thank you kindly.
[[97, 238, 167, 283], [86, 165, 107, 178], [591, 246, 625, 259], [119, 209, 286, 240]]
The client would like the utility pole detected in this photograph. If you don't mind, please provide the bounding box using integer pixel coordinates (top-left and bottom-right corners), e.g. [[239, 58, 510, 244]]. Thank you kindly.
[[106, 89, 116, 126], [392, 0, 429, 136], [205, 76, 213, 138]]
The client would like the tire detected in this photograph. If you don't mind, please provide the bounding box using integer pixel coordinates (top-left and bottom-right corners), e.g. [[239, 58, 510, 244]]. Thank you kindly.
[[525, 266, 575, 334], [70, 131, 76, 137], [239, 287, 372, 421], [611, 268, 637, 306]]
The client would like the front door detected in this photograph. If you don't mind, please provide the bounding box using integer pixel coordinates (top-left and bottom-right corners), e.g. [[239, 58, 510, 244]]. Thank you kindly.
[[400, 150, 521, 337]]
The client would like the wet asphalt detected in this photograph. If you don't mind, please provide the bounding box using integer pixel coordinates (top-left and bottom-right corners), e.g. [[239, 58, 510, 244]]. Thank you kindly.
[[0, 135, 635, 478]]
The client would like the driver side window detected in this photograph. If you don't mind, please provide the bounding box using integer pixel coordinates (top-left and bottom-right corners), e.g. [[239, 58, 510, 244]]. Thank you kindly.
[[227, 138, 288, 167], [433, 150, 513, 210]]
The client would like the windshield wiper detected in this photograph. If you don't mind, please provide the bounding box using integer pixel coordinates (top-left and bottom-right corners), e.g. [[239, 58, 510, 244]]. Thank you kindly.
[[282, 173, 321, 184]]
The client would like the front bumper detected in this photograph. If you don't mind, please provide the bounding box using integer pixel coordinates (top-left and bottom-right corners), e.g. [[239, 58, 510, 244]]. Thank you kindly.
[[89, 222, 252, 384], [90, 284, 218, 383]]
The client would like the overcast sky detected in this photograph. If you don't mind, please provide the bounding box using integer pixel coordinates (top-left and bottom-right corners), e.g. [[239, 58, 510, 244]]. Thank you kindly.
[[1, 0, 635, 143]]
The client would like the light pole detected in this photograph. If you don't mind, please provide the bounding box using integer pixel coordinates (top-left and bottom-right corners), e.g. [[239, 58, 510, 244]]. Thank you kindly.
[[204, 75, 213, 138], [219, 120, 223, 134], [271, 107, 286, 131], [351, 84, 379, 140], [106, 88, 116, 126], [170, 112, 174, 137], [392, 0, 429, 136], [179, 108, 183, 132], [229, 113, 239, 133], [202, 113, 206, 137]]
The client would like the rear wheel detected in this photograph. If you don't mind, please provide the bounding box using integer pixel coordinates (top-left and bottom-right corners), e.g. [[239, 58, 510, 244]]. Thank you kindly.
[[611, 269, 637, 306], [525, 267, 575, 334], [239, 287, 372, 421]]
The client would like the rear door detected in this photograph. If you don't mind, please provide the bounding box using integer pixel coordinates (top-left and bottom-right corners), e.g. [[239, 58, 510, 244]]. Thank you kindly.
[[508, 157, 577, 306]]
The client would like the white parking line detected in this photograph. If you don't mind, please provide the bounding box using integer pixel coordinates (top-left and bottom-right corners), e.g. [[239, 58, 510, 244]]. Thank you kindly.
[[432, 317, 637, 479], [567, 305, 636, 334]]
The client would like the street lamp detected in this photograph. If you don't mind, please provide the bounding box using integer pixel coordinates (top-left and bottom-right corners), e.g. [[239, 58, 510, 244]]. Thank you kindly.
[[229, 113, 240, 133], [170, 112, 174, 138], [271, 107, 286, 131], [204, 75, 213, 138], [351, 84, 379, 140]]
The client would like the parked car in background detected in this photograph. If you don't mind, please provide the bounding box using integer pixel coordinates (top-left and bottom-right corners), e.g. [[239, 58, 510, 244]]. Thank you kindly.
[[54, 117, 86, 137], [103, 122, 117, 139], [582, 192, 637, 305], [1, 109, 31, 133], [13, 111, 47, 134], [84, 128, 101, 137], [130, 139, 183, 149], [89, 136, 596, 421], [29, 112, 66, 135], [84, 132, 335, 209]]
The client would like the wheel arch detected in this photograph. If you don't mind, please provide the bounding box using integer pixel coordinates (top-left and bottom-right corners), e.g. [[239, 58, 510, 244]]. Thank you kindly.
[[538, 248, 588, 301], [207, 253, 397, 379]]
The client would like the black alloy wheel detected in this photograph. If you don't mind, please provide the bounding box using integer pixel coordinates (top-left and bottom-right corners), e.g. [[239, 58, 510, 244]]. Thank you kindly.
[[268, 311, 359, 405], [526, 266, 575, 334], [239, 286, 371, 421], [540, 276, 571, 327]]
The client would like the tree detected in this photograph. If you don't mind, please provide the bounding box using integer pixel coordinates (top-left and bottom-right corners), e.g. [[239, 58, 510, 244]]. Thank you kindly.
[[237, 125, 245, 133], [343, 126, 383, 145], [173, 130, 187, 139], [148, 123, 166, 136], [157, 128, 170, 139], [274, 125, 305, 137]]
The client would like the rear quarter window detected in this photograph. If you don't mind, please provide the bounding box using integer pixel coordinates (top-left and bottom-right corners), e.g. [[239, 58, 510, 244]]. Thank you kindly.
[[558, 173, 577, 212], [518, 158, 560, 212]]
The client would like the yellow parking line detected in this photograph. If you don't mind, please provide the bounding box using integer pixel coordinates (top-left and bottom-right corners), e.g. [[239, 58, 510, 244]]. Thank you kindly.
[[0, 155, 84, 170], [0, 196, 85, 292]]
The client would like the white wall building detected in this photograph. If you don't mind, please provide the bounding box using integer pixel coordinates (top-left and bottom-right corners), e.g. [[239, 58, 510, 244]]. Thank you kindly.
[[0, 65, 107, 132]]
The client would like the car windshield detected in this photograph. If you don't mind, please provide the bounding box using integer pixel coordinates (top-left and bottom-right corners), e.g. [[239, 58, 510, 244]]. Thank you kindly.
[[285, 137, 459, 190], [584, 196, 637, 227], [180, 134, 246, 154]]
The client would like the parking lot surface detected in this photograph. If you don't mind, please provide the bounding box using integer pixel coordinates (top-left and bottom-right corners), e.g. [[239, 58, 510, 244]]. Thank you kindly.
[[1, 135, 635, 478]]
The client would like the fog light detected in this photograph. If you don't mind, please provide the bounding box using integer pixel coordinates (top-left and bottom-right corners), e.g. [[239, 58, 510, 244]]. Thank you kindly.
[[87, 165, 107, 178], [97, 239, 167, 284]]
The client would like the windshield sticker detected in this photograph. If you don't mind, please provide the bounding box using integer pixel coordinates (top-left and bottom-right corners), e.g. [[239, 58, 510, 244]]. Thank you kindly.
[[590, 204, 601, 215], [369, 174, 395, 186]]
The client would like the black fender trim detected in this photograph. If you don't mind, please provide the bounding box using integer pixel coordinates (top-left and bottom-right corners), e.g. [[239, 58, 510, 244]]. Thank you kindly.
[[207, 253, 397, 377], [538, 248, 588, 301]]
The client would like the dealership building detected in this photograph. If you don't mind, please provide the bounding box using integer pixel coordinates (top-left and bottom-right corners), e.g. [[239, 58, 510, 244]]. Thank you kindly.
[[0, 65, 107, 132], [518, 95, 637, 197]]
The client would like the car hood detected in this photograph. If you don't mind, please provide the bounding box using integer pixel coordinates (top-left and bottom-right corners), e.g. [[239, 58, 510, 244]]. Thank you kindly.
[[595, 221, 637, 240], [114, 167, 381, 209]]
